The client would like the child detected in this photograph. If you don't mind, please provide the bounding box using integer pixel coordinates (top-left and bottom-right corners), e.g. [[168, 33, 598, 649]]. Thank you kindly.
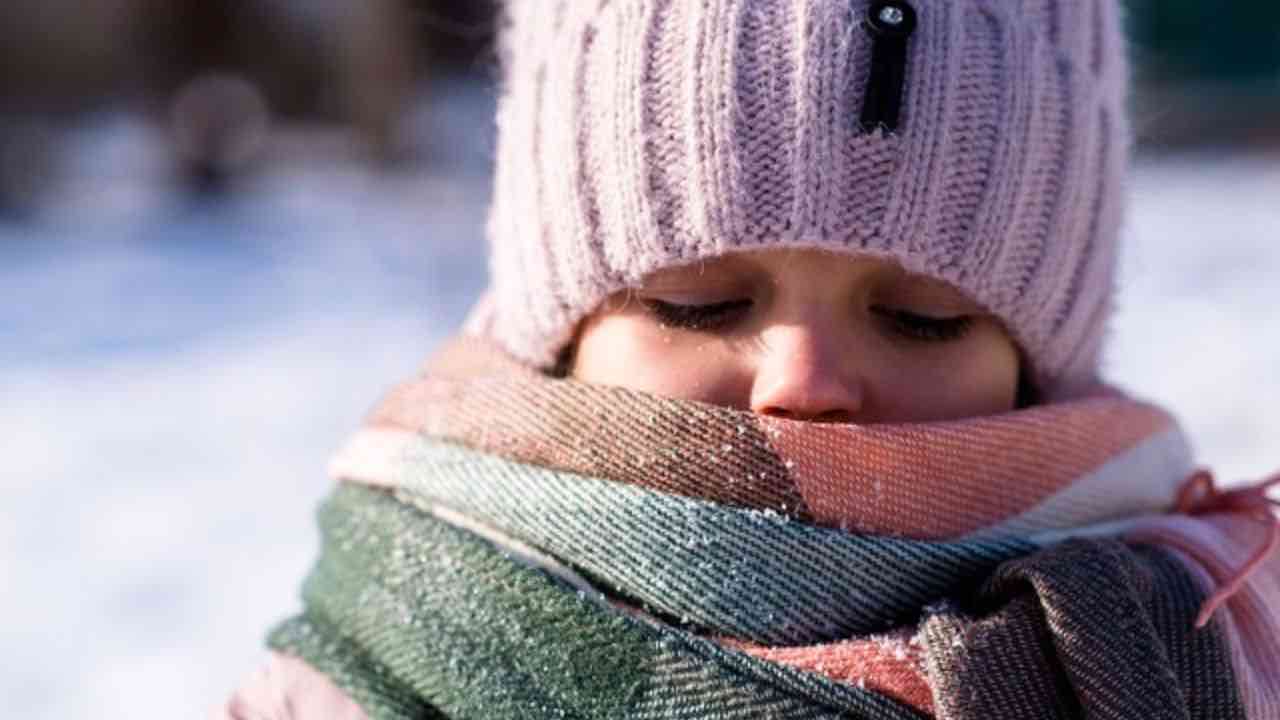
[[219, 1, 1279, 717]]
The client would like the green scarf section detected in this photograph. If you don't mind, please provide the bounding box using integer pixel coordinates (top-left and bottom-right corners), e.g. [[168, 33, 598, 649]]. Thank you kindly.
[[271, 481, 928, 720]]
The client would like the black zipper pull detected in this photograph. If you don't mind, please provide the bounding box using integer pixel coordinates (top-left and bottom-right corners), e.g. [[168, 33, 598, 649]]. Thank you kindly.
[[860, 1, 918, 134]]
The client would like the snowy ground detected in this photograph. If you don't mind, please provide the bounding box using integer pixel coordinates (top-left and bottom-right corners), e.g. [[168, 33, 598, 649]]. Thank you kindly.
[[1, 76, 1277, 719]]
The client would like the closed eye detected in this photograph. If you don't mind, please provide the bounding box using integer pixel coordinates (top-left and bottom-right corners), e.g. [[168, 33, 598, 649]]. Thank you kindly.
[[872, 306, 974, 342], [639, 298, 753, 331]]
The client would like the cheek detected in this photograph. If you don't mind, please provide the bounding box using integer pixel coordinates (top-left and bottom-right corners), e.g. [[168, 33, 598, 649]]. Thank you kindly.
[[877, 333, 1020, 420], [572, 316, 751, 406]]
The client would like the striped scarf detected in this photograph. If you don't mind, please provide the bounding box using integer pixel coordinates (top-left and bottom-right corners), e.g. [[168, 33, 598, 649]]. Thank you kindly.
[[263, 338, 1280, 719]]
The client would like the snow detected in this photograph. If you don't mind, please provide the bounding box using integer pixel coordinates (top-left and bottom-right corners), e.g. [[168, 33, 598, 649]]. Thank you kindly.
[[0, 77, 1276, 718], [1109, 152, 1280, 482]]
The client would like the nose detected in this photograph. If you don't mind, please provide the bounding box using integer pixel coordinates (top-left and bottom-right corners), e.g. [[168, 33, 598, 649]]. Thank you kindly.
[[749, 324, 865, 423]]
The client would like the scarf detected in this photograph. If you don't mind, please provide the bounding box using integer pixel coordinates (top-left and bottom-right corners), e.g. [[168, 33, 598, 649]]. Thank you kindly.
[[261, 337, 1280, 720]]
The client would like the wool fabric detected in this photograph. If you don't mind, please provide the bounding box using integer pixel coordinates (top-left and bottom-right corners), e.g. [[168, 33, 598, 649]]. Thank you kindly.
[[482, 0, 1130, 399], [217, 337, 1280, 719]]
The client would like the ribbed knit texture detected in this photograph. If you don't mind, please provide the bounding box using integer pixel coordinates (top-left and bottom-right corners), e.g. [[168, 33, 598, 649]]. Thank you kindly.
[[483, 0, 1130, 399]]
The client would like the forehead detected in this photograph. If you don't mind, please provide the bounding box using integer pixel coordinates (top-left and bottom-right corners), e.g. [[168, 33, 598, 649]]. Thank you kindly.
[[642, 249, 978, 302]]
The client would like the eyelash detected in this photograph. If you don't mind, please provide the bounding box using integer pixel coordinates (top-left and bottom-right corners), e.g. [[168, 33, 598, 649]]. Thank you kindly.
[[641, 298, 752, 331], [871, 307, 974, 342], [640, 299, 974, 342]]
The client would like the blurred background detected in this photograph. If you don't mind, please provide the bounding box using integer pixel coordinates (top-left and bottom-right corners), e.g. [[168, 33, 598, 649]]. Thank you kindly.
[[1, 2, 1277, 717]]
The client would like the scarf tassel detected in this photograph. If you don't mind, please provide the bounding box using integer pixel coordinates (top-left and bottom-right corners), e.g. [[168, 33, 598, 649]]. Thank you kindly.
[[1170, 469, 1280, 629]]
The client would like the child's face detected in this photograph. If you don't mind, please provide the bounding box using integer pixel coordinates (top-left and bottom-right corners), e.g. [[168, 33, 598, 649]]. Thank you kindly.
[[570, 249, 1021, 424]]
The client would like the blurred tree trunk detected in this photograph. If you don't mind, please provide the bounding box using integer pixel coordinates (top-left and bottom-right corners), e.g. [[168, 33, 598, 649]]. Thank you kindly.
[[0, 0, 138, 113], [336, 0, 418, 163]]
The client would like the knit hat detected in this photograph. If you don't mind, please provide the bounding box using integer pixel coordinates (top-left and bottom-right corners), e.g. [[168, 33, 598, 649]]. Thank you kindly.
[[479, 0, 1131, 401]]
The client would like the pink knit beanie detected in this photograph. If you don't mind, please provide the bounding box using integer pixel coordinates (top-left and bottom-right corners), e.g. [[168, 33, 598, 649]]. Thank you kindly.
[[479, 0, 1131, 401]]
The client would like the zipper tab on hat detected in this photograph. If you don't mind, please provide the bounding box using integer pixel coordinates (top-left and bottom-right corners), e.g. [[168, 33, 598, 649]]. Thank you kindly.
[[860, 1, 918, 134]]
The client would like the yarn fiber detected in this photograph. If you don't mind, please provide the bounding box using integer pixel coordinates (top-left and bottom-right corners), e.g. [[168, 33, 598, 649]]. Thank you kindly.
[[483, 0, 1130, 399]]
